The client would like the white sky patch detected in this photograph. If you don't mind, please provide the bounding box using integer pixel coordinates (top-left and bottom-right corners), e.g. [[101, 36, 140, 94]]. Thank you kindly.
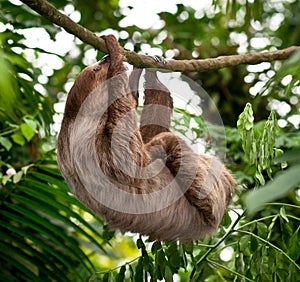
[[288, 115, 300, 128], [292, 86, 300, 95], [244, 73, 256, 83], [290, 96, 298, 105], [82, 48, 98, 65], [247, 62, 271, 73], [0, 22, 6, 32], [62, 4, 81, 23], [118, 0, 212, 29], [281, 74, 293, 86], [249, 81, 265, 96], [220, 246, 234, 262], [268, 100, 292, 117], [229, 32, 248, 53], [269, 13, 285, 31], [278, 119, 288, 128], [9, 0, 22, 5], [250, 37, 271, 49], [64, 4, 75, 14], [119, 0, 176, 29], [18, 28, 76, 57]]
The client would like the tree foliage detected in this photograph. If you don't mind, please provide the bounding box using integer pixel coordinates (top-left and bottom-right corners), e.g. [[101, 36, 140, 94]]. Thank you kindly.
[[0, 0, 299, 281]]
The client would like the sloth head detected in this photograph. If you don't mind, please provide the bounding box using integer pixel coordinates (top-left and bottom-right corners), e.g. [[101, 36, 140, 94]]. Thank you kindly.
[[64, 55, 112, 120]]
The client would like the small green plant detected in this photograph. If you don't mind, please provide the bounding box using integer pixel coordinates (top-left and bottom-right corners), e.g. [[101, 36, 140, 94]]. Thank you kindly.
[[237, 103, 278, 185]]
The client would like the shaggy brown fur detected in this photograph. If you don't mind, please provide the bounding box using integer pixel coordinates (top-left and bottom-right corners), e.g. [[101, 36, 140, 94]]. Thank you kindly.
[[57, 34, 236, 242]]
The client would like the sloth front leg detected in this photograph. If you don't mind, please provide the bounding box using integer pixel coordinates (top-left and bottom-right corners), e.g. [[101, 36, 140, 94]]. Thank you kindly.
[[140, 70, 173, 144], [100, 35, 137, 132], [99, 35, 150, 184]]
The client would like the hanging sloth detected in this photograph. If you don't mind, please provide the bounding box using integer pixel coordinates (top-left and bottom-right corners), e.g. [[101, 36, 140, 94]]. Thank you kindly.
[[57, 34, 236, 242]]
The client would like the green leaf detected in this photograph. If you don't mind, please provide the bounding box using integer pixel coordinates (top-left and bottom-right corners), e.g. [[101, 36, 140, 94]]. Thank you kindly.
[[244, 165, 300, 214], [2, 201, 91, 273], [0, 230, 62, 281], [183, 115, 190, 127], [257, 222, 268, 238], [102, 272, 112, 282], [20, 122, 35, 141], [155, 249, 167, 280], [116, 265, 126, 282], [11, 133, 25, 146], [250, 236, 259, 252], [21, 164, 34, 175], [222, 210, 232, 228], [169, 252, 181, 269], [17, 182, 106, 253], [0, 242, 40, 281], [0, 136, 12, 151], [245, 268, 253, 280], [23, 117, 38, 131], [2, 175, 11, 185], [183, 242, 193, 254], [136, 238, 145, 249], [31, 171, 70, 191], [142, 248, 150, 270], [0, 47, 20, 122], [128, 264, 134, 280], [166, 242, 180, 270], [280, 207, 289, 222], [239, 235, 250, 252], [281, 221, 292, 246], [255, 167, 265, 185], [237, 103, 254, 131], [134, 258, 144, 282], [274, 147, 300, 164], [151, 241, 162, 254], [157, 249, 167, 267], [13, 170, 23, 183], [259, 110, 278, 170], [288, 228, 300, 260], [193, 115, 204, 127], [164, 265, 173, 282], [237, 103, 256, 164], [0, 213, 79, 281]]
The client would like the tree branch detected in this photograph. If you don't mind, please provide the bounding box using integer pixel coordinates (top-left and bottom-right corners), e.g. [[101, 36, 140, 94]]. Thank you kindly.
[[21, 0, 300, 72]]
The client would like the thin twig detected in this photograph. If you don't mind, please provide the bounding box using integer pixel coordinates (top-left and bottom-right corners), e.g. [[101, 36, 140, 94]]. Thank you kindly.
[[206, 258, 254, 282], [189, 211, 245, 279]]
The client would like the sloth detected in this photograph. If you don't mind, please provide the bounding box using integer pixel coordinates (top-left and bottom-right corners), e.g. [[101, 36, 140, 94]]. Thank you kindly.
[[57, 34, 236, 242]]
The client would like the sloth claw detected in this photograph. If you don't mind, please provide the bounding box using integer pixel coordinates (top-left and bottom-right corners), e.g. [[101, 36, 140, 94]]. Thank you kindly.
[[152, 55, 167, 65]]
